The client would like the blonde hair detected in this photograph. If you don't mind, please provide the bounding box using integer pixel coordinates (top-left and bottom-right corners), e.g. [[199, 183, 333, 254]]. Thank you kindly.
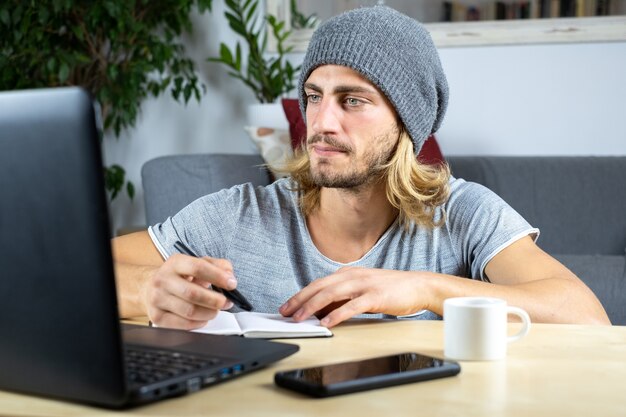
[[279, 129, 450, 229]]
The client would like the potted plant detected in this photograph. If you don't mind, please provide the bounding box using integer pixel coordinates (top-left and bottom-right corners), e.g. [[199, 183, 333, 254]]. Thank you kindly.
[[0, 0, 213, 200], [208, 0, 301, 129]]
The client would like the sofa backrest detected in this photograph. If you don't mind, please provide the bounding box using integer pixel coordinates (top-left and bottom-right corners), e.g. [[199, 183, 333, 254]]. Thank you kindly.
[[142, 154, 271, 226], [447, 156, 626, 324], [447, 156, 626, 256]]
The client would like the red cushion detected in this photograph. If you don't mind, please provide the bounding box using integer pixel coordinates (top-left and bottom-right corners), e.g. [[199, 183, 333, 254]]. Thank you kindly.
[[417, 135, 445, 165], [282, 98, 307, 150], [281, 98, 444, 164]]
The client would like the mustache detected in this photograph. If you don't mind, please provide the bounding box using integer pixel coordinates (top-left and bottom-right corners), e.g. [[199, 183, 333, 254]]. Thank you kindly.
[[307, 134, 352, 153]]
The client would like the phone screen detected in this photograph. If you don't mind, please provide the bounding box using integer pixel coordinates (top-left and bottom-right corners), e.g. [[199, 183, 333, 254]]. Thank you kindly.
[[292, 353, 443, 384], [275, 352, 460, 397]]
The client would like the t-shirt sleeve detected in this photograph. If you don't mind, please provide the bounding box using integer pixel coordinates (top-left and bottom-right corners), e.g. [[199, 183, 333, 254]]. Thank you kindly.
[[147, 186, 242, 260], [445, 179, 539, 281]]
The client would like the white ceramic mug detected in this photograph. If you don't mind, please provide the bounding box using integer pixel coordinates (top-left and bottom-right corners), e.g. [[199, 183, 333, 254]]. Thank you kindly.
[[444, 297, 531, 361]]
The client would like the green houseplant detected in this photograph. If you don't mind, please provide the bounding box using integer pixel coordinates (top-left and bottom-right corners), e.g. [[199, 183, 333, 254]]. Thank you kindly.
[[289, 0, 318, 30], [0, 0, 213, 200], [208, 0, 299, 104]]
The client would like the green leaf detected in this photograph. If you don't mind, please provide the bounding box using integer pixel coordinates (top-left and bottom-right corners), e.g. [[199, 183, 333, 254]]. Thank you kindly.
[[245, 2, 258, 23], [71, 24, 84, 41], [242, 0, 254, 12], [74, 53, 91, 64], [219, 43, 233, 64], [183, 84, 192, 102], [46, 57, 57, 73], [38, 7, 49, 25], [225, 14, 246, 36], [58, 62, 70, 83], [126, 181, 135, 200], [104, 164, 125, 201], [0, 9, 9, 26], [107, 64, 118, 80], [225, 0, 238, 12], [11, 4, 23, 24], [197, 0, 213, 13]]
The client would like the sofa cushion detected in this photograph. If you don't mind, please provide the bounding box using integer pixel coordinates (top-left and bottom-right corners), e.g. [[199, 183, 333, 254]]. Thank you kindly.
[[446, 157, 626, 256], [554, 254, 626, 325], [142, 154, 271, 226]]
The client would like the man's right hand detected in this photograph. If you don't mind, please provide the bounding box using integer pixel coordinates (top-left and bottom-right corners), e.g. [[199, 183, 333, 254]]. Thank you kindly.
[[112, 231, 237, 330], [143, 253, 237, 330]]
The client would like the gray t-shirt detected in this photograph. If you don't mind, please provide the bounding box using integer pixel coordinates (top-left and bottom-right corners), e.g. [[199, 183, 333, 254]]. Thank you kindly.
[[148, 177, 538, 321]]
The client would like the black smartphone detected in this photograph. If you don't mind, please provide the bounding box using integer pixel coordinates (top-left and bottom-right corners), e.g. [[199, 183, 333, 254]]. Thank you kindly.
[[274, 352, 460, 397]]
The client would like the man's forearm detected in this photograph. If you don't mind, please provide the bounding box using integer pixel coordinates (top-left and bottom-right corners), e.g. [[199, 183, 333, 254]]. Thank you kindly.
[[114, 262, 156, 319], [420, 272, 610, 325]]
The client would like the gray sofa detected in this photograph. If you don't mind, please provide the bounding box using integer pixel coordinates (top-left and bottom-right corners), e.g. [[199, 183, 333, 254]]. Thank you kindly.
[[142, 154, 626, 325]]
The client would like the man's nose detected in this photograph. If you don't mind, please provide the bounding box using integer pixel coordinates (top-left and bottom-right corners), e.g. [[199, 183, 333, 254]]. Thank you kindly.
[[309, 99, 341, 135]]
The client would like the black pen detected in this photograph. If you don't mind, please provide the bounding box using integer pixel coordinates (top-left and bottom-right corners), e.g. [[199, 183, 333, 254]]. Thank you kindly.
[[173, 240, 253, 311]]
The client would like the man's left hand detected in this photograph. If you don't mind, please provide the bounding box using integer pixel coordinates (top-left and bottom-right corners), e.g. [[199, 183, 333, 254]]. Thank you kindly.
[[278, 267, 429, 328]]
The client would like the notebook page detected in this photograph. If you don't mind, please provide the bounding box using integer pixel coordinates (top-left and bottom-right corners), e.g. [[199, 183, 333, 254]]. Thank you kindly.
[[235, 312, 332, 338], [193, 311, 243, 335]]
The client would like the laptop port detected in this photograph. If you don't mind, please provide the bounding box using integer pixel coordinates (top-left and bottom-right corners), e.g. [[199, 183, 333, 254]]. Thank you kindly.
[[186, 377, 202, 393], [232, 364, 244, 375], [203, 374, 218, 385], [219, 367, 232, 379]]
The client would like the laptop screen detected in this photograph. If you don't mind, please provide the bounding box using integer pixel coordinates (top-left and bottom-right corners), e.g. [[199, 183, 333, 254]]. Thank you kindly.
[[0, 88, 299, 408], [0, 87, 127, 404]]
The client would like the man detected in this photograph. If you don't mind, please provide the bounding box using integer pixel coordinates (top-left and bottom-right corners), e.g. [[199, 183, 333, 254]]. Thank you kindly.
[[113, 6, 609, 329]]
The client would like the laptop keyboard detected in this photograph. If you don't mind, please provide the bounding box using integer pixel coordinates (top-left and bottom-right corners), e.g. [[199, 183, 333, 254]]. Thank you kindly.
[[125, 347, 223, 385]]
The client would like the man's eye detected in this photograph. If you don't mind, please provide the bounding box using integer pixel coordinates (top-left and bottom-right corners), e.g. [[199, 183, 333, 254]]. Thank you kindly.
[[307, 94, 321, 103], [345, 98, 360, 106]]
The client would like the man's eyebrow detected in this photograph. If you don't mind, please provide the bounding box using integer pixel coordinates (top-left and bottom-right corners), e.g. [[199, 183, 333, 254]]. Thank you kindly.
[[333, 85, 378, 95], [304, 83, 322, 93], [303, 83, 379, 96]]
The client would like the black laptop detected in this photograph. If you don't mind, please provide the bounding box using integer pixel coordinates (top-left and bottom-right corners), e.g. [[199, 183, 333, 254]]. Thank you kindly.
[[0, 87, 298, 408]]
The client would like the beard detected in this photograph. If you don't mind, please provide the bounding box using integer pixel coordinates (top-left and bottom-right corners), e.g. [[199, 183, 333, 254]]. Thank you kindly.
[[307, 128, 398, 189]]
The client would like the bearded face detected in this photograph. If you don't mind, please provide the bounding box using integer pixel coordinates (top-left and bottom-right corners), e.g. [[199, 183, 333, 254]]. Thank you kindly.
[[307, 126, 399, 189], [303, 65, 401, 191]]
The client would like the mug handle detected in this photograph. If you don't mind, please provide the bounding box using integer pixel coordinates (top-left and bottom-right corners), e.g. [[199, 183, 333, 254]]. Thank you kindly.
[[506, 306, 531, 343]]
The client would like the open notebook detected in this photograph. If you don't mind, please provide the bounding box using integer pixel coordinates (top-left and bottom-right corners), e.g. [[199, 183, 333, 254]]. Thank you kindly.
[[193, 312, 333, 339]]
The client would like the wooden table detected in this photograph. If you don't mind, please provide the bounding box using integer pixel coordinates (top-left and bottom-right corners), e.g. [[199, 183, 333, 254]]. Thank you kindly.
[[1, 320, 625, 416]]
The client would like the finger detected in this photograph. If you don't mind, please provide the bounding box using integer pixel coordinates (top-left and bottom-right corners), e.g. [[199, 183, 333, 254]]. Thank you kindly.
[[291, 280, 359, 322], [169, 253, 237, 291], [152, 290, 223, 323], [313, 300, 349, 320], [160, 276, 229, 311], [202, 256, 234, 274], [279, 274, 346, 316], [148, 309, 210, 331], [319, 296, 375, 328]]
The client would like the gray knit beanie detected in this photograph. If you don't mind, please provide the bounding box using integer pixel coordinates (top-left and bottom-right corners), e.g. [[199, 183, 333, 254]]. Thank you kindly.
[[298, 5, 449, 155]]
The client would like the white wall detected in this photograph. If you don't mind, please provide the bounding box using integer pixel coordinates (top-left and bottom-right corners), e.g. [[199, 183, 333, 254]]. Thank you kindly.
[[436, 41, 626, 156], [103, 6, 626, 232]]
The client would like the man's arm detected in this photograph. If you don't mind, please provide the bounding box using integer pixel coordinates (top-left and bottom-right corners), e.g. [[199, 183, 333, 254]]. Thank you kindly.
[[280, 236, 611, 327], [112, 231, 163, 318], [112, 231, 238, 329]]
